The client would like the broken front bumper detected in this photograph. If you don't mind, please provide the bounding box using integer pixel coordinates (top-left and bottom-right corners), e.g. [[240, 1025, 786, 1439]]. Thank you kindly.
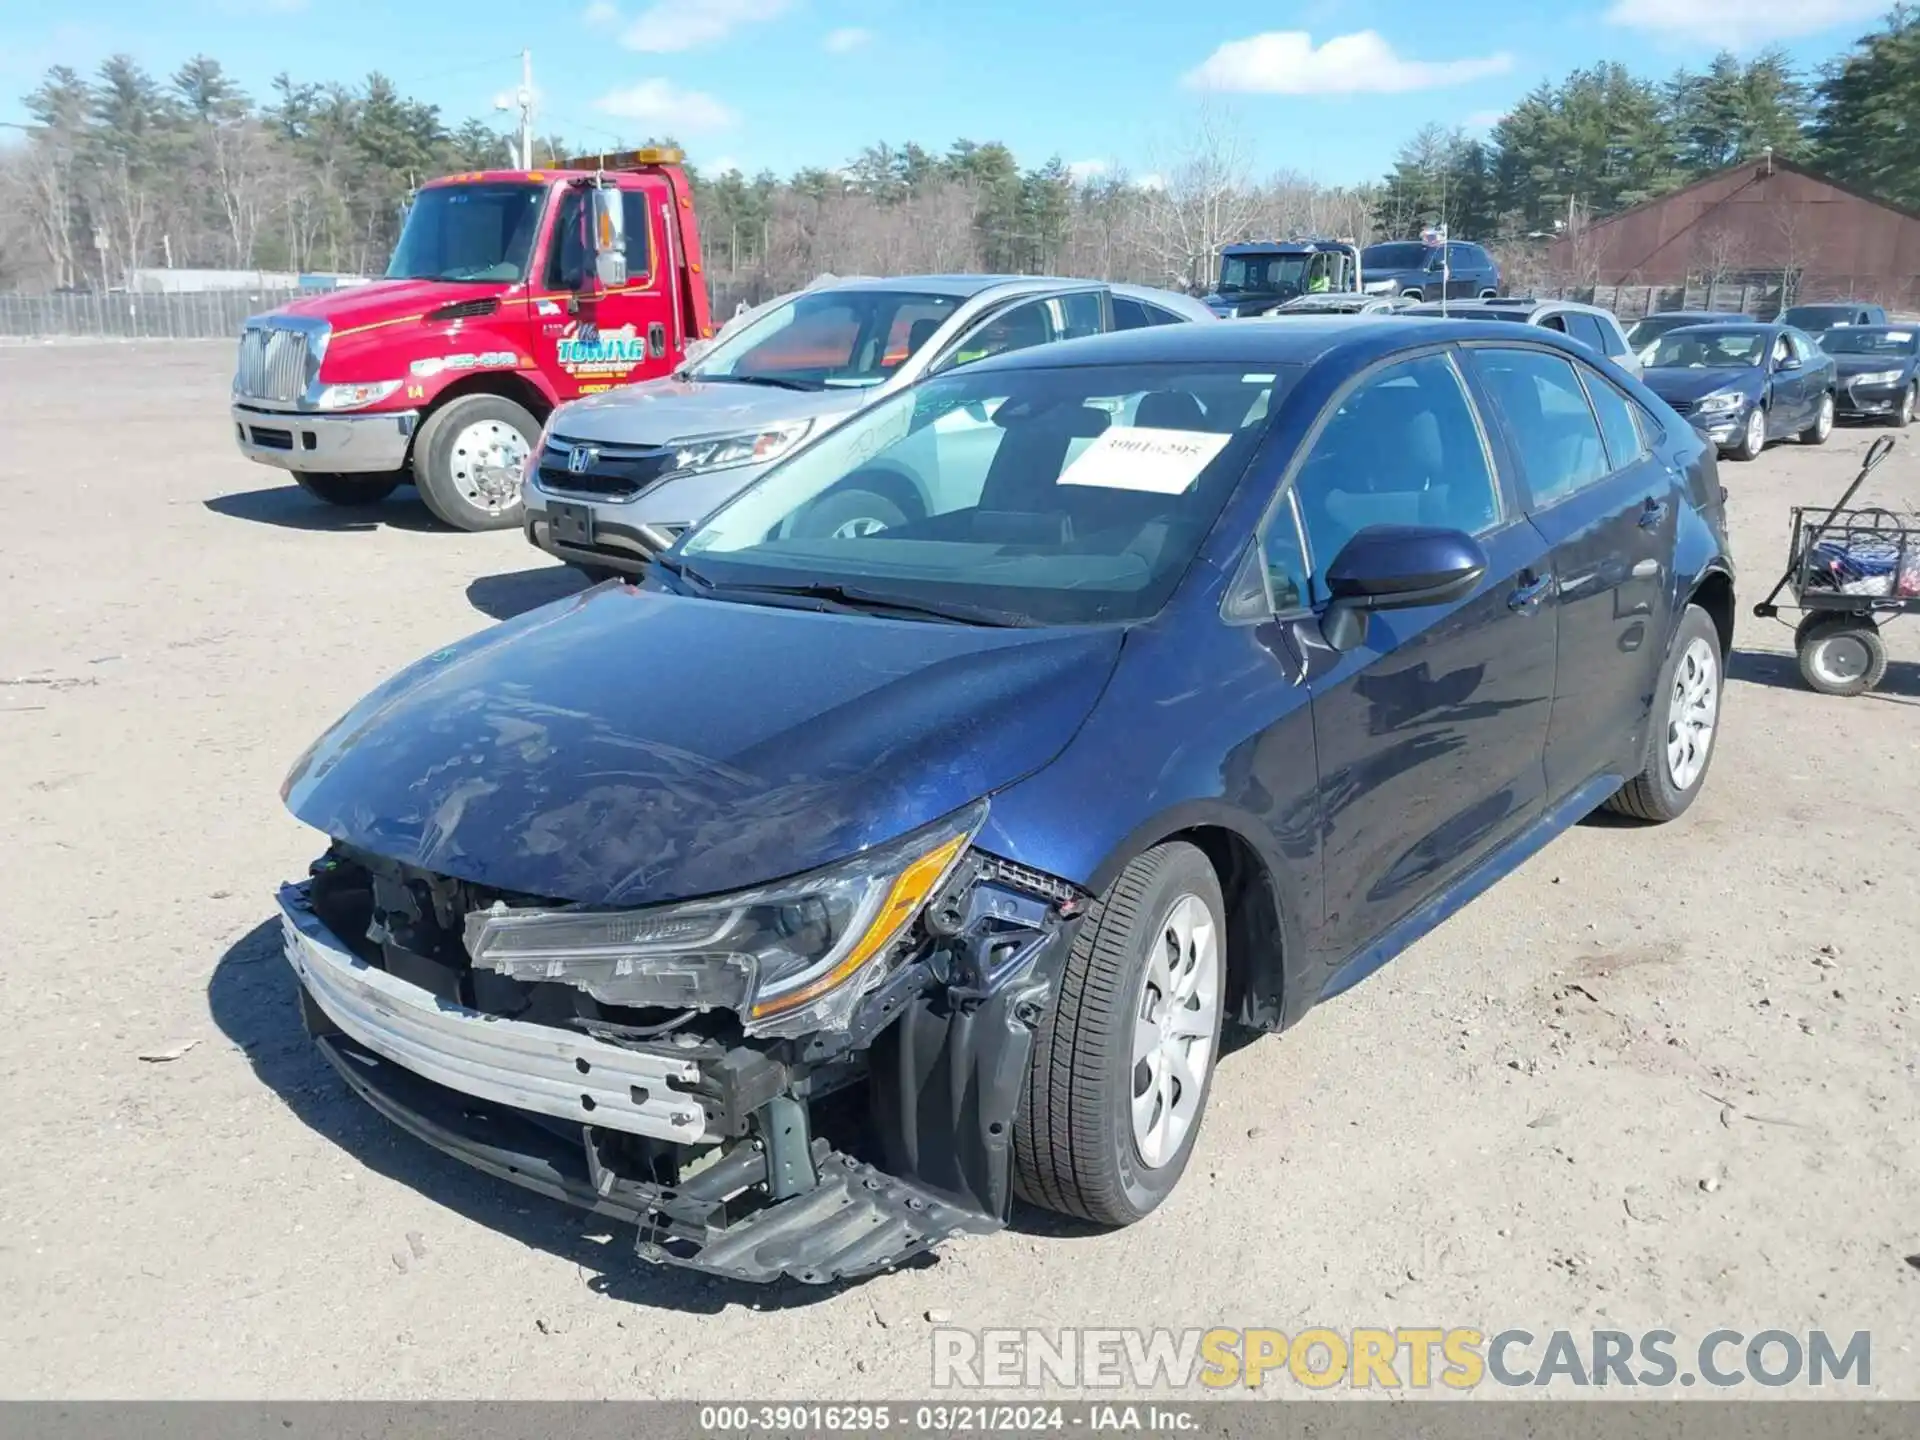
[[277, 862, 1078, 1285]]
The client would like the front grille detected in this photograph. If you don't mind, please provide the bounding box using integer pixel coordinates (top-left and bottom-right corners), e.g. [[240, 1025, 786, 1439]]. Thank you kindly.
[[248, 426, 294, 450], [235, 325, 318, 403], [1667, 399, 1696, 416], [538, 439, 678, 501]]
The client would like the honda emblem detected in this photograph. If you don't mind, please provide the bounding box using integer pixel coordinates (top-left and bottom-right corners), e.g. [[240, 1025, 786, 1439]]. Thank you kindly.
[[567, 445, 596, 474]]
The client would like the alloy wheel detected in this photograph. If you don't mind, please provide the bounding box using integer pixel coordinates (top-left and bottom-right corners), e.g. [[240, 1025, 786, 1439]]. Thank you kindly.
[[1129, 893, 1220, 1170], [1744, 408, 1765, 456], [831, 516, 891, 539], [1814, 393, 1834, 441], [1665, 636, 1719, 791], [448, 419, 532, 511]]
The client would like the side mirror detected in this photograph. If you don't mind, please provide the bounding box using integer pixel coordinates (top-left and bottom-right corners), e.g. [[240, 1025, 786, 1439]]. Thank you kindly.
[[590, 185, 627, 290], [1775, 354, 1800, 371], [1320, 524, 1488, 652]]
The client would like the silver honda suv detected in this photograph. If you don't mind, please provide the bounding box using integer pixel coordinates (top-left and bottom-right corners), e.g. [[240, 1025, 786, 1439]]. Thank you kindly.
[[521, 275, 1213, 575]]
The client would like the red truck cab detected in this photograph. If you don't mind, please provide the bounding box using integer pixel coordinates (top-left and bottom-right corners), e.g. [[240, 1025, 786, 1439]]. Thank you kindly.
[[230, 148, 712, 531]]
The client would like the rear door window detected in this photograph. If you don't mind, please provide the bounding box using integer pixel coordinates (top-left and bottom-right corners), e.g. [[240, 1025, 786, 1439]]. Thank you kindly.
[[1581, 370, 1647, 471], [1470, 347, 1612, 508], [1563, 312, 1610, 356], [1112, 297, 1154, 331]]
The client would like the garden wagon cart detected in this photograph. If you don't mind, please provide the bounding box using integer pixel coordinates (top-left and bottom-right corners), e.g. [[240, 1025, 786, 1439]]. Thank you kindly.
[[1753, 434, 1915, 696]]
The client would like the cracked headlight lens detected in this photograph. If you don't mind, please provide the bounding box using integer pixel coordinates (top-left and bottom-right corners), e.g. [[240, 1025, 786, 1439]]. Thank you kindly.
[[1694, 390, 1746, 416], [463, 800, 986, 1037]]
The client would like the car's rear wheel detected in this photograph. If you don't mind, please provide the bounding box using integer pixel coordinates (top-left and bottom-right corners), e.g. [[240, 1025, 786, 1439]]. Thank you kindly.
[[1800, 391, 1835, 445], [1797, 616, 1887, 697], [793, 487, 909, 540], [1014, 842, 1225, 1226], [294, 472, 401, 507], [1728, 405, 1767, 462], [413, 394, 540, 532], [1604, 604, 1723, 823]]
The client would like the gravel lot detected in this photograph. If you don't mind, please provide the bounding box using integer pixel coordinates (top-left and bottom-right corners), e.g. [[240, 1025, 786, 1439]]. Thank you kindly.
[[2, 341, 1917, 1399]]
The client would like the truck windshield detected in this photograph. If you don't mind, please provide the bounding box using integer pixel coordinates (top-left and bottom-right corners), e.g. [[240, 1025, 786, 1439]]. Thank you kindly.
[[387, 182, 545, 283], [1217, 254, 1310, 295], [689, 289, 961, 390], [1818, 328, 1916, 355]]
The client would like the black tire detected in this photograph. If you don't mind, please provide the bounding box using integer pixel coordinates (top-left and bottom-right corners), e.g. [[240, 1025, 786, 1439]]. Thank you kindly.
[[793, 487, 909, 540], [1727, 404, 1767, 462], [1604, 604, 1724, 823], [1799, 391, 1835, 445], [1401, 289, 1423, 302], [412, 393, 541, 532], [1796, 616, 1887, 697], [1892, 382, 1916, 429], [1014, 841, 1226, 1227], [293, 472, 400, 507]]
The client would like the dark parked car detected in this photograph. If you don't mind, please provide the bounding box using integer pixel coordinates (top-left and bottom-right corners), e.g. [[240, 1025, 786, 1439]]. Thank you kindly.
[[1359, 240, 1500, 302], [1816, 324, 1918, 426], [276, 318, 1734, 1285], [1782, 301, 1888, 339], [1639, 323, 1837, 461], [1625, 310, 1748, 355]]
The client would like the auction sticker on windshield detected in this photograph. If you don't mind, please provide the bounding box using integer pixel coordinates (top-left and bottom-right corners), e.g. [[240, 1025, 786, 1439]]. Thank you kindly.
[[1058, 426, 1230, 495]]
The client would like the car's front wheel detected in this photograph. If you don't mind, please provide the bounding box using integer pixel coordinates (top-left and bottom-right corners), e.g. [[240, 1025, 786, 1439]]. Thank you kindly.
[[413, 394, 540, 532], [1800, 391, 1835, 445], [1728, 405, 1767, 462], [1893, 382, 1916, 429], [1014, 842, 1226, 1226], [1604, 603, 1723, 822]]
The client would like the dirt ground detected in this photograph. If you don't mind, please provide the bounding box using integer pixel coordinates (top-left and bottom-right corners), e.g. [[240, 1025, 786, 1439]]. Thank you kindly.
[[1, 341, 1916, 1400]]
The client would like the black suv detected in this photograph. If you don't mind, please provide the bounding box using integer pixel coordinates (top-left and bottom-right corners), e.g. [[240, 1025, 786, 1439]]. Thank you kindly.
[[1361, 240, 1501, 302]]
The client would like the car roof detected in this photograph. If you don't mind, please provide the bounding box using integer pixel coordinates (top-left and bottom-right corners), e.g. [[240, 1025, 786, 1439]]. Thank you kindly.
[[1655, 321, 1776, 337], [819, 274, 1099, 299], [1643, 309, 1747, 320], [960, 314, 1589, 374]]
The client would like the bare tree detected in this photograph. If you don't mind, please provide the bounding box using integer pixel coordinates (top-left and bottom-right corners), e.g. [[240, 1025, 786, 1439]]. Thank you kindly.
[[1691, 224, 1749, 287], [1769, 201, 1822, 306], [1135, 106, 1265, 290], [16, 133, 81, 287], [207, 118, 275, 266]]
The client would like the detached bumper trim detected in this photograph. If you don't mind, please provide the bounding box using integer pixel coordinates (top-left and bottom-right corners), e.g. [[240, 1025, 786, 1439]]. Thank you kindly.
[[233, 403, 418, 474], [278, 884, 709, 1143]]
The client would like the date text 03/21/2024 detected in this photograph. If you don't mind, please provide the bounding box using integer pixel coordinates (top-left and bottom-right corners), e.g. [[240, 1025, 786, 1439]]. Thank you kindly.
[[697, 1405, 1196, 1433]]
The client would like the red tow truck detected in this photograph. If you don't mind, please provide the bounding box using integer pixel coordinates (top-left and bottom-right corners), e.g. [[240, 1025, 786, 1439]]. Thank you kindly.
[[230, 148, 713, 531]]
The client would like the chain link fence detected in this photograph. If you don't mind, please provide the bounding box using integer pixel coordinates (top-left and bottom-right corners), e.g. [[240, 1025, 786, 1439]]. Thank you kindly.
[[0, 289, 309, 340]]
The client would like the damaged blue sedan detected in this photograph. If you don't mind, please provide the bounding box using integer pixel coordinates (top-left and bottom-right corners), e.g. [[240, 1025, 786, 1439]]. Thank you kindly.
[[278, 318, 1735, 1285]]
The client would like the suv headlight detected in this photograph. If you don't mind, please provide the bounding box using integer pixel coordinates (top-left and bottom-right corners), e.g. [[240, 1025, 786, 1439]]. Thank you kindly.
[[1851, 369, 1902, 387], [462, 800, 986, 1038], [673, 420, 814, 475], [313, 380, 404, 411], [1695, 390, 1746, 416]]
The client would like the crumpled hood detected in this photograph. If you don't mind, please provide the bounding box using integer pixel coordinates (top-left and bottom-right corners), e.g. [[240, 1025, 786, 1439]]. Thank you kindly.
[[1643, 367, 1760, 405], [283, 585, 1122, 907], [549, 375, 871, 446], [273, 279, 503, 333]]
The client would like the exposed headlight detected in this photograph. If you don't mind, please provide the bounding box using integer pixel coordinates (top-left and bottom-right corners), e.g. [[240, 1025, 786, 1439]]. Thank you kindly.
[[462, 800, 986, 1038], [1694, 390, 1746, 416], [672, 420, 814, 475], [1851, 370, 1903, 387], [313, 380, 404, 411], [1363, 279, 1396, 293]]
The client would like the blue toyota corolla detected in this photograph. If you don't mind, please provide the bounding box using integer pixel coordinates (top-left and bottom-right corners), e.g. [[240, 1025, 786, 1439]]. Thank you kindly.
[[276, 318, 1735, 1285]]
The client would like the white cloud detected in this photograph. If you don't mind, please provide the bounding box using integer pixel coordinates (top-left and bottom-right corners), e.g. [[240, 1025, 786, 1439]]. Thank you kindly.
[[594, 80, 738, 131], [823, 27, 872, 53], [1184, 30, 1513, 95], [622, 0, 790, 52], [1068, 158, 1110, 182], [582, 0, 618, 26], [1604, 0, 1881, 45], [1138, 172, 1166, 192]]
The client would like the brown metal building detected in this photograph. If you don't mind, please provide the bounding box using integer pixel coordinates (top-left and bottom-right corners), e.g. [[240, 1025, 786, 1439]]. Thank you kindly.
[[1546, 156, 1920, 311]]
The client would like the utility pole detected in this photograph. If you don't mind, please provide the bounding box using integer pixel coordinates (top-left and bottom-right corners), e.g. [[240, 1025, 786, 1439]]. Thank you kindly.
[[518, 50, 533, 170]]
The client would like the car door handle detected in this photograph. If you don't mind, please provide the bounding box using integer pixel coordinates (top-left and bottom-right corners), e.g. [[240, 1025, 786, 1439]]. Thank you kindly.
[[1638, 497, 1668, 529], [1509, 571, 1553, 612]]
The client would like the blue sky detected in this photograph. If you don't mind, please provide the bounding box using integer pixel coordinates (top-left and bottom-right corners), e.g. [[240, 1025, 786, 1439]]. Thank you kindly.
[[0, 0, 1896, 184]]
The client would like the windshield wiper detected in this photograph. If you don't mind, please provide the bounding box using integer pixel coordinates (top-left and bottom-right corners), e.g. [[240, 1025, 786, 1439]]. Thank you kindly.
[[713, 579, 1035, 627], [705, 373, 821, 392], [648, 551, 719, 593]]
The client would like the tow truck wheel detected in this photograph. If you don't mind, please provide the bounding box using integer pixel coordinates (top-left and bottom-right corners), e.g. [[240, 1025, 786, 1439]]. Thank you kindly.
[[1014, 841, 1225, 1227], [294, 472, 401, 507], [413, 393, 540, 532]]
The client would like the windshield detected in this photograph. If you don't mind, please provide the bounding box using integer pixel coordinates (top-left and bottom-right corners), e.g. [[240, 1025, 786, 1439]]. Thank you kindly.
[[1783, 306, 1856, 329], [1646, 330, 1767, 369], [387, 182, 544, 283], [1818, 327, 1916, 356], [1362, 243, 1433, 271], [1218, 254, 1310, 295], [678, 361, 1292, 625], [688, 289, 962, 390], [1625, 314, 1732, 351]]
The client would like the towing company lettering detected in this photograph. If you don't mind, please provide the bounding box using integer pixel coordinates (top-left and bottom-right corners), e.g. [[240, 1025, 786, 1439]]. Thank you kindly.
[[557, 322, 646, 378]]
